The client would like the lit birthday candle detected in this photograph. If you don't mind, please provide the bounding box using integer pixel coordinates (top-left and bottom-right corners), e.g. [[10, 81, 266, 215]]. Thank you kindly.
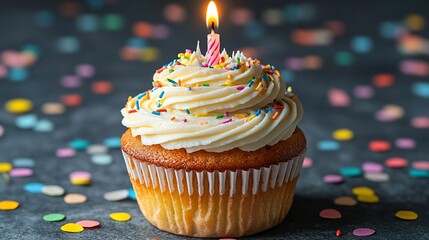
[[206, 1, 220, 67]]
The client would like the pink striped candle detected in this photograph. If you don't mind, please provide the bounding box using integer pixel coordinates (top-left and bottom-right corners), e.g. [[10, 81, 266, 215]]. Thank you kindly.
[[206, 1, 220, 67]]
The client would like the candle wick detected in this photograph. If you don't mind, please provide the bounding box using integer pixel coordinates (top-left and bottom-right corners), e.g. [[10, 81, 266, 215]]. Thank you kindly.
[[211, 21, 215, 33]]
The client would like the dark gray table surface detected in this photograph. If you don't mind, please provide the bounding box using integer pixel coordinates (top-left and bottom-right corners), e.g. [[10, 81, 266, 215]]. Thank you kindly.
[[1, 0, 428, 239]]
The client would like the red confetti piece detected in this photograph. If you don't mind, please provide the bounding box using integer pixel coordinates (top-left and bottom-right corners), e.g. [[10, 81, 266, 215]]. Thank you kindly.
[[302, 157, 313, 168], [412, 161, 429, 170], [92, 81, 113, 95], [368, 140, 391, 152], [319, 209, 342, 219], [336, 229, 342, 237], [385, 157, 408, 169], [372, 73, 395, 88], [61, 94, 82, 107]]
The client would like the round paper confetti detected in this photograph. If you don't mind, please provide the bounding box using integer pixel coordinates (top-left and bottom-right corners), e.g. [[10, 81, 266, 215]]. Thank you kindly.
[[12, 158, 35, 168], [352, 186, 375, 196], [332, 128, 354, 141], [395, 138, 416, 149], [302, 157, 313, 168], [64, 193, 87, 204], [91, 154, 113, 165], [372, 73, 395, 88], [353, 85, 374, 99], [412, 161, 429, 170], [412, 82, 429, 98], [16, 114, 38, 129], [103, 137, 121, 149], [362, 162, 383, 173], [353, 228, 376, 237], [61, 223, 84, 233], [24, 182, 45, 193], [86, 144, 108, 155], [317, 140, 340, 151], [395, 210, 418, 221], [411, 117, 429, 129], [61, 94, 82, 107], [323, 175, 344, 184], [57, 36, 80, 54], [43, 213, 66, 222], [385, 157, 408, 169], [0, 162, 13, 173], [42, 102, 66, 115], [0, 200, 20, 210], [76, 220, 100, 228], [327, 88, 350, 107], [369, 140, 391, 152], [34, 119, 54, 132], [357, 194, 379, 203], [56, 148, 77, 158], [319, 209, 342, 219], [60, 75, 82, 88], [364, 172, 390, 182], [69, 171, 91, 180], [104, 189, 129, 202], [75, 64, 95, 78], [9, 168, 33, 177], [335, 51, 353, 66], [69, 139, 90, 150], [334, 196, 357, 206], [110, 212, 131, 222], [42, 185, 65, 196], [340, 167, 362, 177], [5, 98, 33, 114], [92, 81, 113, 95], [351, 36, 373, 53], [102, 14, 124, 31], [409, 169, 429, 178]]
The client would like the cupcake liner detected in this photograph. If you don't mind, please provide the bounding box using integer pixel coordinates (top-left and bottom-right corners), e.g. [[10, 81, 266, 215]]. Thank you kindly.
[[122, 149, 305, 197]]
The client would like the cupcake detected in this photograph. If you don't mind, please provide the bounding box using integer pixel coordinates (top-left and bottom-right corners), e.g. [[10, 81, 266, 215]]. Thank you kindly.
[[121, 43, 305, 238]]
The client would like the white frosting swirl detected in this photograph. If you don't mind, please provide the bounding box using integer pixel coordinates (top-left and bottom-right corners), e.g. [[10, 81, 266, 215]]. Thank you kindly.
[[121, 48, 303, 153]]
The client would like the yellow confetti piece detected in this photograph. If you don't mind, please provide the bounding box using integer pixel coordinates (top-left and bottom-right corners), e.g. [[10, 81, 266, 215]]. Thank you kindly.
[[110, 212, 131, 222], [0, 162, 13, 173], [352, 186, 375, 196], [357, 194, 379, 203], [395, 210, 419, 220], [5, 98, 33, 114], [332, 128, 354, 141], [61, 223, 84, 233], [405, 14, 425, 31], [70, 178, 92, 185], [0, 200, 20, 210]]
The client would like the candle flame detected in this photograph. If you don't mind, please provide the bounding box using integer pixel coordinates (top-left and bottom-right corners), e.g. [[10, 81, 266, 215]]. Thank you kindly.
[[206, 1, 219, 33]]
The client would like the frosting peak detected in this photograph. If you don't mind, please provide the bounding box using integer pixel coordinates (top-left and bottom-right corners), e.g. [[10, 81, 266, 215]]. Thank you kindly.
[[121, 44, 303, 153]]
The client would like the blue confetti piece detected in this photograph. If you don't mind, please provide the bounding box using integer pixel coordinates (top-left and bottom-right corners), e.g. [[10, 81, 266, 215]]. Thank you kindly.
[[379, 21, 400, 39], [91, 154, 113, 165], [412, 82, 429, 98], [317, 140, 340, 151], [24, 182, 45, 193], [103, 137, 121, 149], [128, 189, 136, 200], [340, 167, 362, 177], [8, 68, 28, 82], [281, 70, 294, 83], [22, 44, 41, 57], [244, 21, 265, 39], [34, 119, 54, 132], [127, 38, 148, 49], [351, 36, 373, 53], [76, 14, 99, 32], [13, 158, 35, 168], [409, 169, 429, 178], [57, 36, 80, 54], [69, 139, 90, 150], [35, 10, 54, 28], [16, 114, 38, 129], [283, 5, 300, 22]]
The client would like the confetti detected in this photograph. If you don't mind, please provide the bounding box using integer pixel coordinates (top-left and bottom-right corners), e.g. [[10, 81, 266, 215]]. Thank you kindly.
[[76, 220, 100, 228], [395, 138, 416, 149], [102, 14, 124, 31], [340, 167, 362, 177], [372, 73, 395, 88], [323, 175, 344, 184], [362, 162, 383, 173], [92, 81, 113, 95], [9, 168, 33, 177], [368, 140, 391, 152], [61, 94, 83, 107], [103, 189, 129, 201], [24, 182, 45, 193], [327, 88, 350, 107], [76, 14, 99, 32], [0, 162, 13, 173], [385, 157, 408, 169], [8, 68, 28, 82], [110, 212, 131, 222], [128, 189, 136, 200], [375, 104, 405, 122], [412, 161, 429, 170], [61, 223, 84, 233], [317, 140, 340, 151], [56, 148, 77, 158], [302, 157, 313, 168], [103, 137, 121, 149], [42, 185, 65, 196], [405, 14, 425, 31], [15, 114, 38, 129], [332, 128, 354, 141], [409, 169, 429, 178], [64, 193, 87, 204], [60, 75, 82, 88], [41, 102, 66, 115], [411, 117, 429, 129], [352, 186, 375, 196], [353, 228, 376, 237], [395, 210, 419, 221], [57, 36, 80, 54], [412, 82, 429, 98], [357, 194, 379, 203], [43, 213, 66, 222], [5, 98, 33, 114], [351, 36, 373, 53], [364, 172, 390, 182], [319, 209, 342, 219], [353, 85, 374, 99], [34, 119, 54, 132], [0, 200, 20, 211], [334, 51, 353, 66], [91, 154, 113, 165], [0, 125, 4, 138], [334, 196, 357, 206], [69, 139, 90, 150], [164, 3, 186, 23], [86, 144, 108, 154]]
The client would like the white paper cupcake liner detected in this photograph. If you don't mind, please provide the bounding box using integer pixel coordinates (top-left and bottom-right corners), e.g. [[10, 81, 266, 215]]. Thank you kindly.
[[122, 150, 305, 197]]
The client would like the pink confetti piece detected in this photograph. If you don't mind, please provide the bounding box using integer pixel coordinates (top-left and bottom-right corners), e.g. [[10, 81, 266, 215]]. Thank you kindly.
[[412, 161, 429, 171], [327, 88, 350, 107], [302, 157, 313, 168], [285, 57, 304, 71], [362, 162, 384, 173], [75, 64, 95, 78], [319, 209, 342, 219], [353, 85, 374, 99], [236, 85, 245, 91], [60, 75, 82, 88], [411, 117, 429, 129], [0, 64, 7, 78], [56, 148, 77, 158], [323, 175, 344, 184], [76, 220, 100, 228], [69, 171, 92, 180], [385, 157, 408, 169], [395, 138, 416, 149], [9, 168, 33, 177], [353, 228, 376, 237]]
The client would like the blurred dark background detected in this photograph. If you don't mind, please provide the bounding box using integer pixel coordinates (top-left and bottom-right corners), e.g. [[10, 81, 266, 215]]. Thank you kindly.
[[0, 0, 428, 239]]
